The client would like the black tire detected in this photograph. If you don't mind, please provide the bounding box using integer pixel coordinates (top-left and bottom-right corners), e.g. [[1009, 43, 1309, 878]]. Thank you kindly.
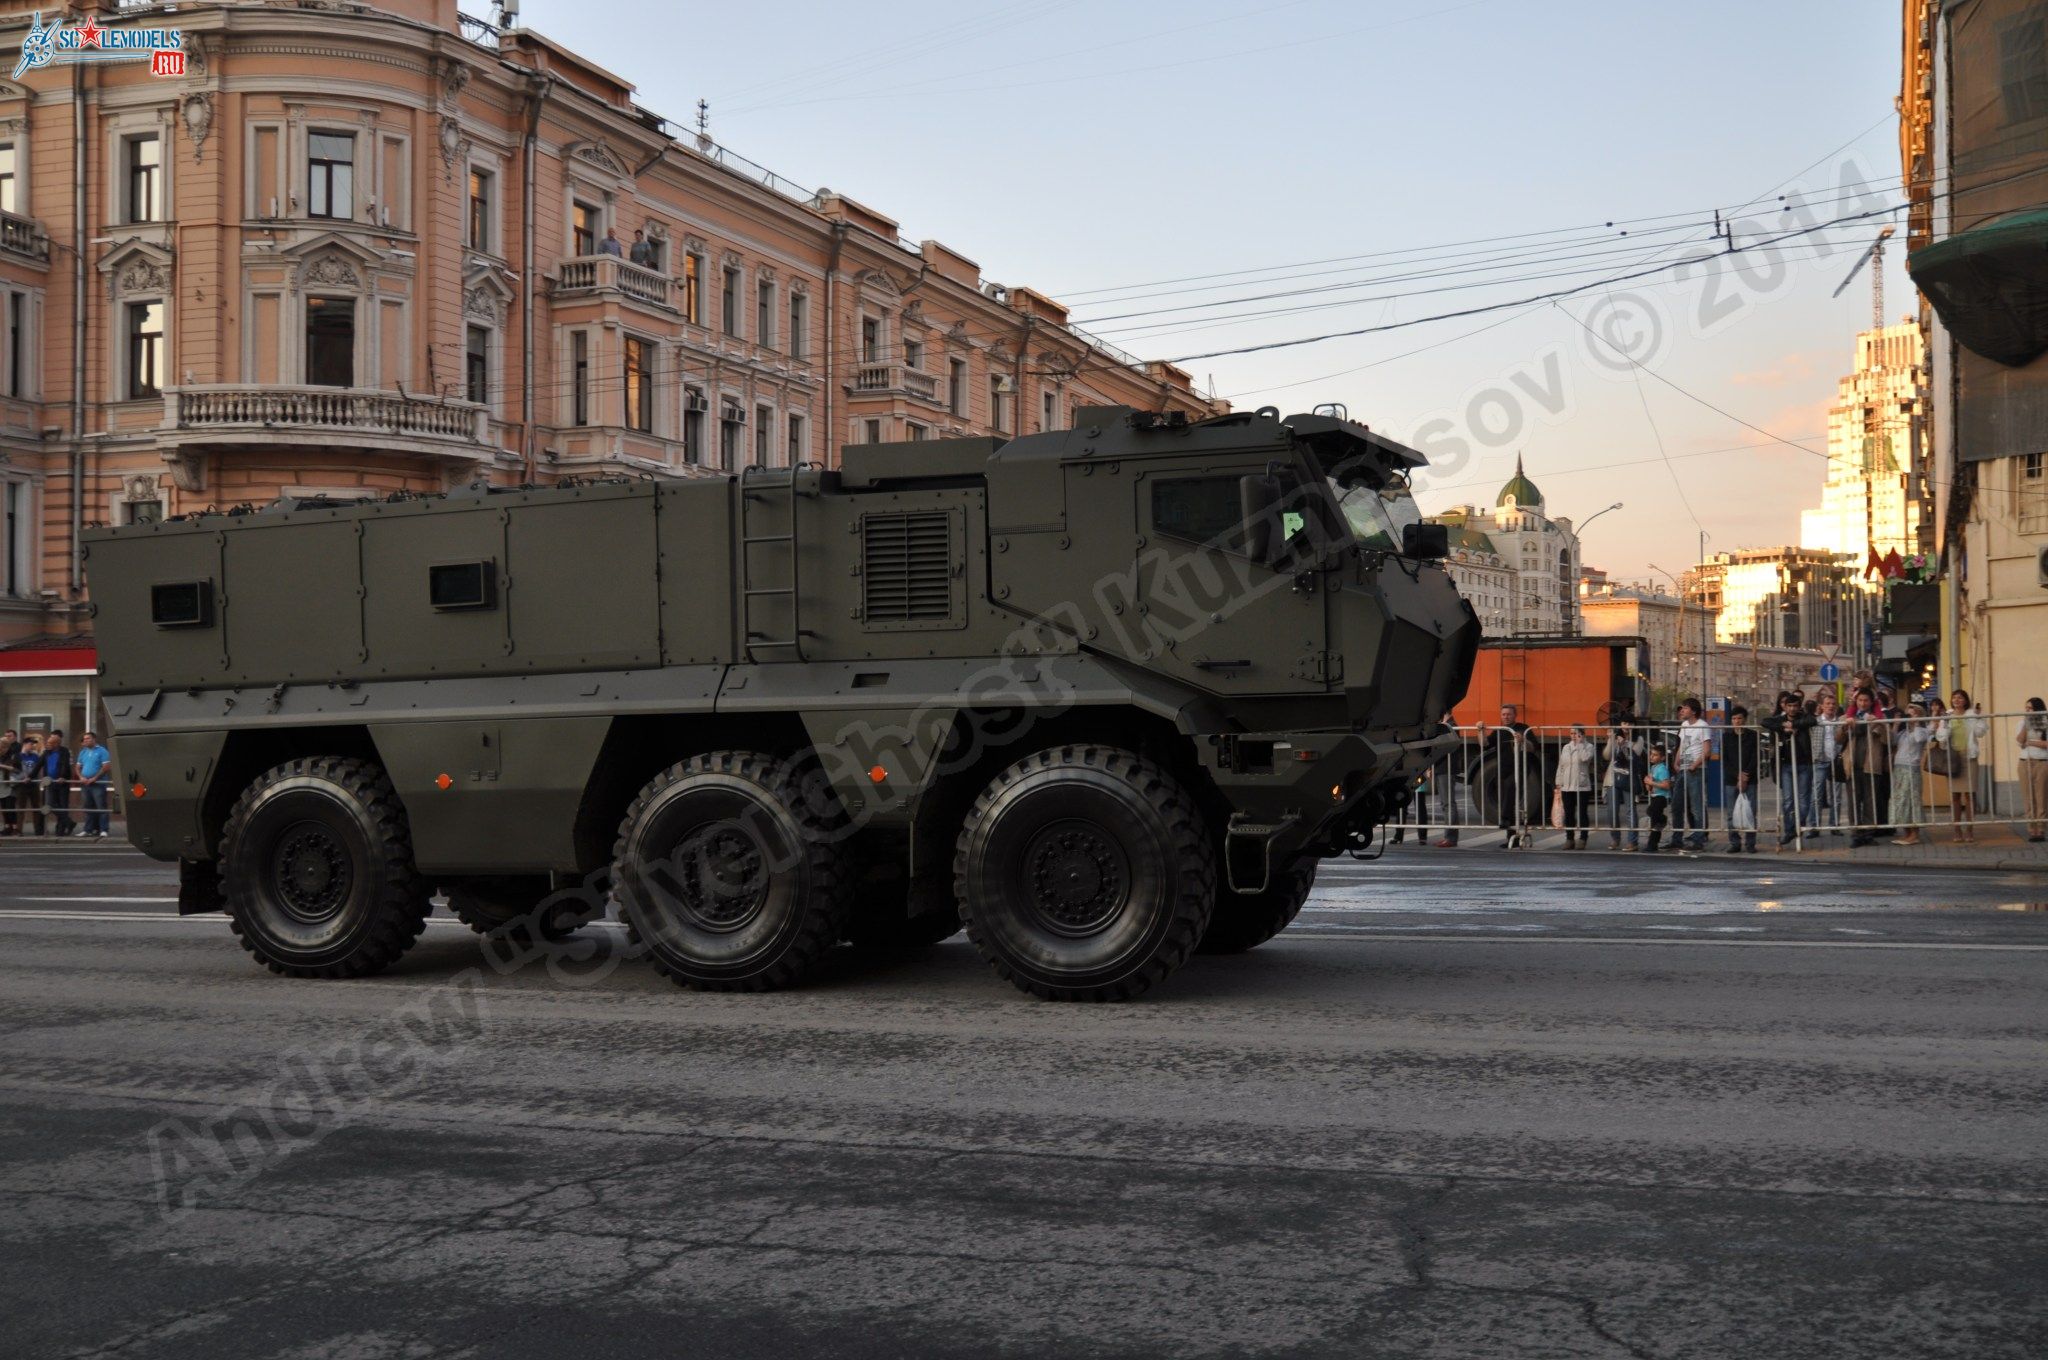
[[445, 875, 599, 945], [611, 751, 851, 992], [954, 745, 1214, 1002], [1198, 863, 1316, 955], [218, 757, 433, 979], [842, 852, 962, 948]]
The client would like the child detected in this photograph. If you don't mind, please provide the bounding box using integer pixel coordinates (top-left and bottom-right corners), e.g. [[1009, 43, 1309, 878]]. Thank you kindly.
[[1641, 744, 1673, 853]]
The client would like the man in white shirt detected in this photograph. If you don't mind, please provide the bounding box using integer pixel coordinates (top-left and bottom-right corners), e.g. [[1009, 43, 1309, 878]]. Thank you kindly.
[[1671, 699, 1713, 851]]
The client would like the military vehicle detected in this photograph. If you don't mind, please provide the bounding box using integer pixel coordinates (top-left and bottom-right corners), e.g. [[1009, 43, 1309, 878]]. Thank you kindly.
[[84, 404, 1477, 1001]]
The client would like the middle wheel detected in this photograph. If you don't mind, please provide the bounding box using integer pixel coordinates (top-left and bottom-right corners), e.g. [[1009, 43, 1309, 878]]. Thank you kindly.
[[954, 745, 1214, 1002], [611, 751, 851, 992]]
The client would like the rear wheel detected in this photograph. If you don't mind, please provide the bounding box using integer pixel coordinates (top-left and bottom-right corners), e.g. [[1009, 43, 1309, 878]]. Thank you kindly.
[[1198, 863, 1316, 954], [611, 751, 850, 992], [954, 745, 1213, 1002], [218, 757, 432, 979], [445, 875, 599, 946]]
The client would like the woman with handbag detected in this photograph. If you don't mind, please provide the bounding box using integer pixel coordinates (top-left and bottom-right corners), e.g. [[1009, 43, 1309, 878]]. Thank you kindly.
[[1553, 725, 1596, 849], [1938, 690, 1990, 844]]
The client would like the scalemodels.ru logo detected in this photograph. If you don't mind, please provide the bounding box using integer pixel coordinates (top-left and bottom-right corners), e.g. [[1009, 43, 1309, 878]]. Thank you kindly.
[[13, 11, 187, 81]]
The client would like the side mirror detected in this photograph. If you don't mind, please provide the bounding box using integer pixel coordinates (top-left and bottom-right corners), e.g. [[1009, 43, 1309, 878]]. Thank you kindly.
[[1402, 522, 1450, 560], [1239, 473, 1281, 565]]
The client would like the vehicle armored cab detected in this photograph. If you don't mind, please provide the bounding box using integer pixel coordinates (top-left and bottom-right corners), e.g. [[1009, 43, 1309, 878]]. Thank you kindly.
[[84, 404, 1477, 1000]]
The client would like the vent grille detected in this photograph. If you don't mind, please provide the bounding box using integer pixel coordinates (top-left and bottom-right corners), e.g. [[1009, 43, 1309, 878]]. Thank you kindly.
[[863, 511, 953, 624]]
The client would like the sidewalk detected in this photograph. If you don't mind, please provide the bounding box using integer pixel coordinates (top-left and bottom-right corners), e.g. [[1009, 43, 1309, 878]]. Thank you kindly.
[[1392, 822, 2048, 871]]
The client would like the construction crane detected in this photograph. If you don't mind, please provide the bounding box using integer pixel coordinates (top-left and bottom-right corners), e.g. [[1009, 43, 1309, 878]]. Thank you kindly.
[[1833, 225, 1896, 330], [1832, 225, 1901, 583]]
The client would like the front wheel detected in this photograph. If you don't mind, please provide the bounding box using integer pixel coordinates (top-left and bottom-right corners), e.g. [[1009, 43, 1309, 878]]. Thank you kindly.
[[954, 746, 1213, 1002], [218, 757, 433, 978]]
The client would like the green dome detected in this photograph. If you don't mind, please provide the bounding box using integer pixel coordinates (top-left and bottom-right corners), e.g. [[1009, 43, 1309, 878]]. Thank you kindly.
[[1496, 454, 1543, 508]]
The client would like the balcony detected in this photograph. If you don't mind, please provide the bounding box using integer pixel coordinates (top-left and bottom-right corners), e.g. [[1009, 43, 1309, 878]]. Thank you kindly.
[[554, 254, 674, 311], [0, 212, 49, 266], [161, 385, 492, 461], [852, 362, 939, 403]]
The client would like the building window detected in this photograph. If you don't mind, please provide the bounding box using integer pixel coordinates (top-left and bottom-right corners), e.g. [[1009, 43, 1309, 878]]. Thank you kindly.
[[719, 407, 742, 469], [0, 143, 18, 215], [754, 404, 773, 466], [305, 297, 353, 387], [756, 281, 775, 350], [465, 324, 490, 406], [307, 132, 354, 219], [623, 335, 652, 433], [683, 389, 705, 463], [2021, 452, 2048, 534], [125, 134, 163, 224], [4, 291, 24, 398], [571, 201, 599, 257], [126, 300, 164, 399], [788, 293, 808, 358], [988, 375, 1009, 434], [684, 251, 704, 324], [948, 358, 966, 416], [123, 497, 162, 525], [1041, 389, 1058, 432], [569, 331, 589, 426], [721, 267, 740, 337], [904, 337, 923, 371], [861, 315, 881, 364], [786, 412, 805, 464], [4, 481, 22, 596], [467, 168, 493, 252], [905, 421, 927, 442]]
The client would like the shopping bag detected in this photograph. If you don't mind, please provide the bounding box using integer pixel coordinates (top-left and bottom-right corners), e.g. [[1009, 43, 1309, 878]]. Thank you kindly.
[[1731, 790, 1756, 832], [1550, 789, 1565, 829]]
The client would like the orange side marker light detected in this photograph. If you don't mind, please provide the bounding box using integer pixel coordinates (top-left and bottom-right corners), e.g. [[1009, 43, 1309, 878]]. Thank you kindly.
[[868, 765, 888, 784], [130, 782, 147, 799], [435, 773, 454, 790]]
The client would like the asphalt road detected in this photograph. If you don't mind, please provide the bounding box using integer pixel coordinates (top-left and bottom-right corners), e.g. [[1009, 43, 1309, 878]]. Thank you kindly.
[[1, 841, 2044, 1359]]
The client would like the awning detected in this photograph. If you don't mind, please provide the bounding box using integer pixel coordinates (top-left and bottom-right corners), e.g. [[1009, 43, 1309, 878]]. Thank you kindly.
[[1907, 208, 2048, 368]]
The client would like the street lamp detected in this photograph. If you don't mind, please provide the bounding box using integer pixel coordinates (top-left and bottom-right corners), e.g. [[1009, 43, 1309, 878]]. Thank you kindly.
[[1568, 503, 1622, 635], [1648, 562, 1690, 702]]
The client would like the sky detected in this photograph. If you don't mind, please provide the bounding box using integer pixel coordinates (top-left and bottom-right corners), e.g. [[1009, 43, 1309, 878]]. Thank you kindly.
[[492, 0, 1909, 582]]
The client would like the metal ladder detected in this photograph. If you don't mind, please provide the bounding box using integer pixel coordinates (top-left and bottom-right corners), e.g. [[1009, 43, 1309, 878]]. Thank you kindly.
[[738, 464, 810, 662]]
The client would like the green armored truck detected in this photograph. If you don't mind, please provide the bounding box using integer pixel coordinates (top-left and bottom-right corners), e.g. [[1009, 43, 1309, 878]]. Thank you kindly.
[[84, 405, 1477, 1001]]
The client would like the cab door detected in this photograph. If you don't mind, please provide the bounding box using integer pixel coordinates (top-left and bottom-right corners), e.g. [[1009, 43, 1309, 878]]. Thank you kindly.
[[1127, 463, 1329, 697]]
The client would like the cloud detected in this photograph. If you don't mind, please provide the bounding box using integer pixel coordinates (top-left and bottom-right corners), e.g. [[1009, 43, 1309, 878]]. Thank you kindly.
[[1727, 351, 1823, 391]]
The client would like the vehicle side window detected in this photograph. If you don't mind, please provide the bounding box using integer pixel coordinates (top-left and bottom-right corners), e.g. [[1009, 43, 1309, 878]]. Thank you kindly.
[[1151, 476, 1243, 548]]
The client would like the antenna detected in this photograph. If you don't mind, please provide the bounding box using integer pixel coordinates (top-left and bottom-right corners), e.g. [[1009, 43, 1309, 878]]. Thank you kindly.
[[695, 99, 712, 151]]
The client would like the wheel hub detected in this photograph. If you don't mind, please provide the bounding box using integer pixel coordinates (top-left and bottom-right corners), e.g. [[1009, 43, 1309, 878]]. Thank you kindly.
[[271, 823, 351, 923], [1025, 825, 1128, 936], [674, 825, 767, 931]]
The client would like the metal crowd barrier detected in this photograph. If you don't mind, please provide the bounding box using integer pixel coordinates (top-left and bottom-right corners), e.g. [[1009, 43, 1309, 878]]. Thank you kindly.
[[1382, 712, 2048, 850]]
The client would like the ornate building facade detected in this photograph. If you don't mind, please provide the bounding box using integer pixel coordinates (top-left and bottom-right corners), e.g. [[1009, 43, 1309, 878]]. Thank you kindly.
[[1427, 457, 1581, 637], [0, 0, 1217, 724]]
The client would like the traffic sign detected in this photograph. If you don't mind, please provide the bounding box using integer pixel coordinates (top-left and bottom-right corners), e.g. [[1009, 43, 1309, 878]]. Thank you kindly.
[[1819, 662, 1840, 681]]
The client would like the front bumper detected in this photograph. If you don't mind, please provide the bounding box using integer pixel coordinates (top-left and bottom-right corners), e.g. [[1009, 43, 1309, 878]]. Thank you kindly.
[[1197, 727, 1459, 884]]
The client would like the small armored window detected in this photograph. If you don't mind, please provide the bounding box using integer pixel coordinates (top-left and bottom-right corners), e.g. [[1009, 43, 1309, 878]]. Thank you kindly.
[[429, 560, 496, 611], [1151, 477, 1245, 548], [150, 580, 213, 628]]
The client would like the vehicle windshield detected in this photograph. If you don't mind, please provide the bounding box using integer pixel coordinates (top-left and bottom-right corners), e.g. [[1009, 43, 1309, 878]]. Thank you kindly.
[[1329, 475, 1422, 552]]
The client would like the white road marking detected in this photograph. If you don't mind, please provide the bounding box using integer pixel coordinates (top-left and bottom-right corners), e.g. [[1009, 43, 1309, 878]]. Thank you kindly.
[[14, 895, 179, 904]]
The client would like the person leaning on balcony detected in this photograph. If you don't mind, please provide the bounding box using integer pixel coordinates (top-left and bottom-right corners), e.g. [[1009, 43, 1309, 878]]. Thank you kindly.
[[2019, 697, 2048, 843], [599, 229, 624, 258], [628, 230, 654, 267], [1889, 703, 1936, 847], [1843, 688, 1892, 849]]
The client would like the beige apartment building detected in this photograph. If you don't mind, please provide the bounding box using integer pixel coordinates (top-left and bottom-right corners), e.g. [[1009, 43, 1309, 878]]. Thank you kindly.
[[0, 0, 1215, 726]]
